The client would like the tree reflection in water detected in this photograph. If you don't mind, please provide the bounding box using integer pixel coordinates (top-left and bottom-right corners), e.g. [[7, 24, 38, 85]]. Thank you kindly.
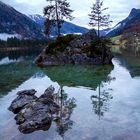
[[91, 76, 115, 119], [54, 87, 76, 138]]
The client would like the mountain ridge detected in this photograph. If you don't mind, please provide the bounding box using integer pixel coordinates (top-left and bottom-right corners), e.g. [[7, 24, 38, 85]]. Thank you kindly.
[[1, 1, 139, 39], [28, 14, 89, 36], [29, 14, 111, 37], [106, 8, 140, 37], [0, 1, 89, 40], [0, 1, 44, 39]]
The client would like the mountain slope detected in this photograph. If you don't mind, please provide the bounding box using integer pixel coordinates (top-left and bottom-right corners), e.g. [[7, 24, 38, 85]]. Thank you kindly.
[[29, 14, 111, 36], [29, 14, 89, 35], [106, 8, 140, 37], [97, 28, 111, 36], [0, 1, 44, 39]]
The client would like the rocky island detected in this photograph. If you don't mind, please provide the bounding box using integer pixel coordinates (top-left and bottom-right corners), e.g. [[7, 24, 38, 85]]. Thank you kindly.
[[35, 30, 113, 66]]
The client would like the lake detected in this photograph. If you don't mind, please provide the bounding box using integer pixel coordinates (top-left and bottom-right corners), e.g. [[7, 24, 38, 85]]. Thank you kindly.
[[0, 49, 140, 140]]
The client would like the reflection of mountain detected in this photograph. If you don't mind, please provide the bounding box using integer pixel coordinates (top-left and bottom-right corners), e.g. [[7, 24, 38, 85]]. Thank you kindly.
[[0, 1, 44, 39], [0, 49, 41, 97], [42, 65, 113, 89], [115, 54, 140, 77], [0, 62, 39, 96], [0, 47, 41, 61], [107, 8, 140, 37]]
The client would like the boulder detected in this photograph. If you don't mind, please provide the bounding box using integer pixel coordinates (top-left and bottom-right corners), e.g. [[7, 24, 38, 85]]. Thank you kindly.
[[39, 85, 55, 99], [8, 89, 37, 114], [17, 89, 36, 96], [8, 86, 60, 134], [15, 101, 52, 133], [19, 121, 52, 134], [69, 29, 97, 47], [35, 29, 113, 66]]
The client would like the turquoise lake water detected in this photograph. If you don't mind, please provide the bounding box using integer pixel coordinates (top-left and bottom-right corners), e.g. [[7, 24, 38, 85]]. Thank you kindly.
[[0, 50, 140, 140]]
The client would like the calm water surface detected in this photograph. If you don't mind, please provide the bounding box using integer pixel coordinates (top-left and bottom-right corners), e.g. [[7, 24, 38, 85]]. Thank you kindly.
[[0, 50, 140, 140]]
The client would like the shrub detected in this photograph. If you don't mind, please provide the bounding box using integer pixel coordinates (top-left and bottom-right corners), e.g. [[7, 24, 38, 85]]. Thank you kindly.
[[90, 37, 112, 56], [46, 34, 80, 54]]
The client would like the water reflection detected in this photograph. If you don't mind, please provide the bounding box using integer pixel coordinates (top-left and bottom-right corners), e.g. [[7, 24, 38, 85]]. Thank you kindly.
[[42, 65, 114, 90], [0, 57, 21, 65], [115, 54, 140, 78], [0, 47, 41, 63], [0, 49, 41, 97], [55, 87, 76, 137], [42, 65, 115, 120], [2, 49, 136, 139], [0, 61, 40, 97], [91, 83, 113, 119], [4, 63, 114, 137], [1, 55, 140, 140]]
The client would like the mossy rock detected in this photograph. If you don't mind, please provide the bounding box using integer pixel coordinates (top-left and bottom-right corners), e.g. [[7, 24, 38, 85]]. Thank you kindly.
[[46, 34, 80, 54]]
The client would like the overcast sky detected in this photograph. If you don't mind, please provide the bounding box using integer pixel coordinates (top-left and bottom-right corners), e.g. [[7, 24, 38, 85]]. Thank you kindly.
[[1, 0, 140, 28]]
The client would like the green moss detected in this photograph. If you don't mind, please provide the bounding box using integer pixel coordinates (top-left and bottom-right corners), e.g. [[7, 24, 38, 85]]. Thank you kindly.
[[46, 34, 80, 54], [90, 37, 113, 57]]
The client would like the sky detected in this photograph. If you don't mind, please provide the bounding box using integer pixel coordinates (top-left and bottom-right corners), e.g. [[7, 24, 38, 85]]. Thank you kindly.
[[1, 0, 140, 28]]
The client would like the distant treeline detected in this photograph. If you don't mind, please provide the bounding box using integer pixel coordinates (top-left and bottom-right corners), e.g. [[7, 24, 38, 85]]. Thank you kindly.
[[0, 37, 49, 48]]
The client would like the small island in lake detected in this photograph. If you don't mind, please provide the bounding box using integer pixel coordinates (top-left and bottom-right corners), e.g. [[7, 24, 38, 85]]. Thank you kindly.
[[35, 30, 113, 66]]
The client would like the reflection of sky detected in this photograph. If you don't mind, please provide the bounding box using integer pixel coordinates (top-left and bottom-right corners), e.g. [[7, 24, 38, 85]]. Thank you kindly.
[[0, 58, 140, 139]]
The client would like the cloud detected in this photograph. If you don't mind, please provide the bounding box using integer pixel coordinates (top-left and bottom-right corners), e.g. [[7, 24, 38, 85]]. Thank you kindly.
[[1, 0, 140, 28], [1, 0, 47, 15]]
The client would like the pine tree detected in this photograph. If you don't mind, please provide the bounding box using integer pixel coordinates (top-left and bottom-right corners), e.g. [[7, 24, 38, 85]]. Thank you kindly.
[[44, 0, 74, 37], [89, 0, 112, 37]]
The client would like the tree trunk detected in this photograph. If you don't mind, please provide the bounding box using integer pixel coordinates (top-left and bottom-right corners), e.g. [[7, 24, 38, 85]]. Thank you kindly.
[[55, 0, 60, 37], [97, 13, 100, 37], [58, 23, 61, 37]]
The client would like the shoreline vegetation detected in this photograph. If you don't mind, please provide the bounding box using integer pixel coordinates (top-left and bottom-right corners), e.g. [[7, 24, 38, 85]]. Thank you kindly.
[[0, 38, 49, 49]]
